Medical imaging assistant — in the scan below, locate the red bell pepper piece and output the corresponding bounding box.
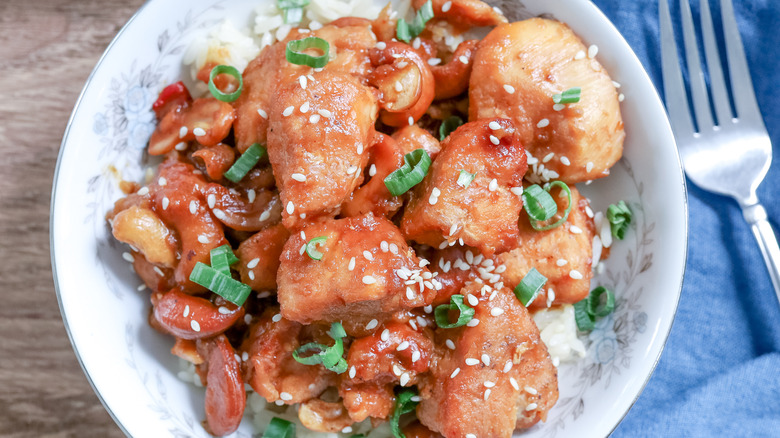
[152,81,192,120]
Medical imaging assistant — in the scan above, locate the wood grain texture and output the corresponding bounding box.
[0,0,144,436]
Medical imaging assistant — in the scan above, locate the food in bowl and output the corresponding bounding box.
[106,0,631,436]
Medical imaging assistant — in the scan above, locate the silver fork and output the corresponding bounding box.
[659,0,780,302]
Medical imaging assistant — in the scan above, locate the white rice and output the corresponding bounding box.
[532,304,587,364]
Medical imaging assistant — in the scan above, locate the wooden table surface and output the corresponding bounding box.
[0,0,145,436]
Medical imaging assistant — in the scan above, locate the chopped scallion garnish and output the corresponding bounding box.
[305,236,328,261]
[434,294,475,328]
[189,262,251,306]
[607,200,632,239]
[224,143,266,183]
[261,417,295,438]
[390,388,419,438]
[208,64,243,103]
[286,37,330,68]
[292,322,348,373]
[456,170,476,188]
[209,244,239,275]
[384,149,432,196]
[522,182,573,231]
[396,0,434,43]
[573,299,595,331]
[439,115,463,141]
[552,87,581,104]
[575,286,617,331]
[277,0,310,24]
[514,268,546,307]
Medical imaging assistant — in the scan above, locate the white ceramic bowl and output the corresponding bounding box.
[51,0,688,436]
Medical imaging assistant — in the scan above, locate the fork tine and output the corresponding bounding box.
[659,0,695,138]
[720,0,762,121]
[700,0,733,125]
[680,0,714,131]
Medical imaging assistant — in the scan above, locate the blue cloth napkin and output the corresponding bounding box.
[587,0,780,436]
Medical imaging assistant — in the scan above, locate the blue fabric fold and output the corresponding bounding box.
[588,0,780,436]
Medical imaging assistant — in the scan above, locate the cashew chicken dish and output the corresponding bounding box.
[107,0,633,436]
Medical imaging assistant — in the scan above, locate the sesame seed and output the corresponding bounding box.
[525,386,538,395]
[483,389,492,400]
[363,250,374,261]
[161,197,169,210]
[182,305,190,318]
[369,164,377,177]
[174,142,188,151]
[442,0,452,12]
[459,55,469,64]
[153,266,164,276]
[274,400,284,406]
[556,258,568,266]
[467,294,479,306]
[318,109,332,118]
[190,320,200,332]
[489,135,500,145]
[488,122,502,131]
[347,165,358,175]
[280,392,293,401]
[381,329,390,341]
[526,403,538,411]
[503,84,516,94]
[242,352,249,361]
[428,196,438,206]
[380,241,389,252]
[397,341,410,351]
[357,144,363,155]
[122,252,134,263]
[309,114,321,123]
[408,116,414,126]
[569,269,583,280]
[282,106,294,117]
[207,194,216,209]
[272,313,282,322]
[411,350,421,362]
[537,118,550,128]
[213,208,226,221]
[218,306,230,314]
[560,156,571,166]
[366,319,378,330]
[348,257,356,271]
[451,367,461,378]
[465,358,480,366]
[503,361,513,373]
[291,173,306,182]
[491,307,504,316]
[619,93,626,102]
[257,108,268,119]
[299,76,307,89]
[179,126,188,138]
[484,381,495,388]
[586,161,594,172]
[389,244,398,254]
[406,287,415,300]
[466,435,476,438]
[137,187,149,196]
[248,270,255,280]
[349,366,356,378]
[467,319,480,327]
[542,152,555,163]
[193,127,206,137]
[510,377,519,390]
[137,284,147,291]
[427,57,442,66]
[488,178,498,192]
[481,354,490,366]
[286,201,294,214]
[570,225,583,234]
[448,223,457,236]
[395,81,403,92]
[187,200,197,214]
[575,50,586,60]
[553,103,566,111]
[260,211,271,221]
[197,235,209,244]
[362,275,377,285]
[376,41,387,49]
[588,44,599,58]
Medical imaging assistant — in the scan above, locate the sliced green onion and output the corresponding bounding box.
[208,65,243,103]
[607,200,632,240]
[305,236,328,261]
[552,87,581,104]
[391,388,419,438]
[286,37,330,68]
[277,0,310,24]
[456,170,476,189]
[514,268,546,307]
[292,322,347,373]
[573,299,595,331]
[209,244,239,275]
[384,149,431,196]
[522,185,557,222]
[396,0,434,43]
[189,262,251,306]
[586,286,615,318]
[523,181,573,231]
[262,417,295,438]
[434,295,474,329]
[224,143,266,183]
[439,115,463,141]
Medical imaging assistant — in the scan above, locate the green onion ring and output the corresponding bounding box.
[574,299,595,331]
[209,244,238,275]
[286,37,330,68]
[305,236,328,261]
[586,286,615,318]
[439,115,463,141]
[552,87,581,104]
[189,262,251,306]
[261,417,295,438]
[391,388,419,438]
[384,149,432,196]
[434,295,475,328]
[208,64,243,103]
[607,200,632,240]
[513,268,547,307]
[224,143,266,183]
[524,181,573,231]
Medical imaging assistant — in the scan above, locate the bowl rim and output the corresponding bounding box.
[49,1,689,437]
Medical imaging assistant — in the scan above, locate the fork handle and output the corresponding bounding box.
[742,203,780,306]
